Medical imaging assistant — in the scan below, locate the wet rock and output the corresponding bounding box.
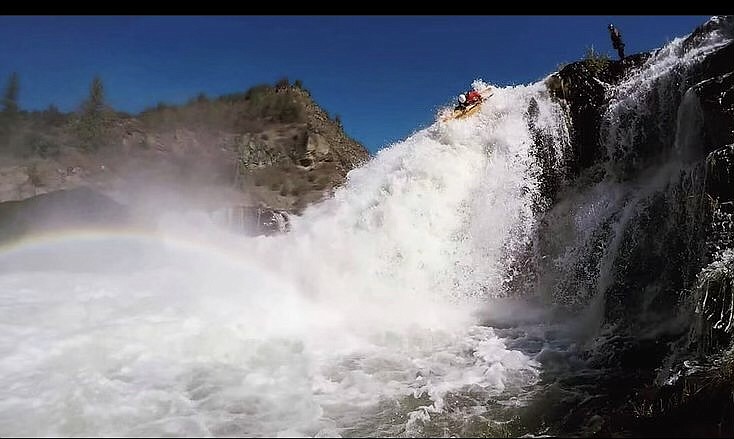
[694,47,734,154]
[210,205,290,236]
[557,53,650,174]
[706,144,734,201]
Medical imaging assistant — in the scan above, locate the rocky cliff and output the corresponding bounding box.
[527,15,734,437]
[0,81,370,236]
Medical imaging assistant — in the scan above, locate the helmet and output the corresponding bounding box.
[458,94,467,104]
[608,24,614,30]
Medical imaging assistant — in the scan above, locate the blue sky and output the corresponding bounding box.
[0,16,711,153]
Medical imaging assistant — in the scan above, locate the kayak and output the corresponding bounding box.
[439,89,494,122]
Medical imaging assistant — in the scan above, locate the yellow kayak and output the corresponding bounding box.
[454,102,483,119]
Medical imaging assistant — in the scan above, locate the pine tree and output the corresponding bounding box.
[83,75,105,116]
[2,72,19,114]
[77,75,110,151]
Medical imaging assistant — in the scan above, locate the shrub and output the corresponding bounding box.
[75,76,113,151]
[30,135,60,158]
[275,77,290,90]
[243,84,272,102]
[27,162,43,186]
[2,72,20,114]
[584,45,611,74]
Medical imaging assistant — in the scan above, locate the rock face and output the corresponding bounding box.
[525,15,734,437]
[210,205,289,236]
[0,166,33,201]
[695,42,734,153]
[546,18,734,322]
[552,53,651,173]
[0,82,371,234]
[0,186,131,244]
[231,86,370,212]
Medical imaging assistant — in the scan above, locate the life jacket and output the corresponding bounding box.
[467,91,481,104]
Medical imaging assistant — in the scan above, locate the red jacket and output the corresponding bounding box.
[466,90,482,104]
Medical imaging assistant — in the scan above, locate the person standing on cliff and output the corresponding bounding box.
[608,24,625,60]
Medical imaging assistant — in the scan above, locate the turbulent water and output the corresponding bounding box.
[0,82,567,437]
[0,17,732,438]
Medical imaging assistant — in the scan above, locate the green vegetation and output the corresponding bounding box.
[0,72,34,156]
[2,72,19,114]
[84,76,106,115]
[138,80,307,132]
[242,84,271,102]
[0,76,313,159]
[240,82,305,123]
[75,75,113,151]
[584,45,611,74]
[0,71,366,215]
[41,105,66,127]
[275,77,290,90]
[28,133,60,158]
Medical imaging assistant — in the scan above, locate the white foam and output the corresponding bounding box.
[0,80,570,437]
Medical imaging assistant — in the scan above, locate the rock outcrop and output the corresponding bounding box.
[0,186,131,244]
[528,15,734,437]
[0,81,371,237]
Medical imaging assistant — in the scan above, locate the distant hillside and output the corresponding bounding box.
[0,78,371,213]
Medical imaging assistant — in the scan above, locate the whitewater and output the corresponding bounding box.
[0,79,572,437]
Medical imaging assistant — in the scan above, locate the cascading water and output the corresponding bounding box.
[0,80,570,437]
[509,16,734,436]
[1,16,731,437]
[535,17,733,332]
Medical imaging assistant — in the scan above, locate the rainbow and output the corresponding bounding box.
[0,225,259,269]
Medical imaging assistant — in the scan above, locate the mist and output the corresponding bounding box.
[0,79,558,437]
